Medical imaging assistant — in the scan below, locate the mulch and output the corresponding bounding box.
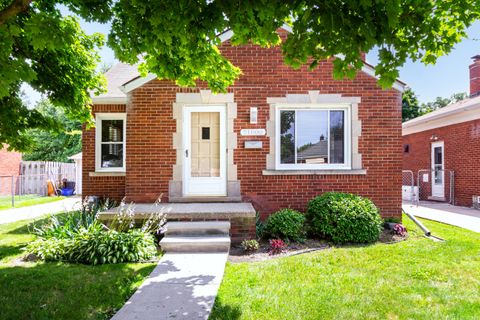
[228,228,408,263]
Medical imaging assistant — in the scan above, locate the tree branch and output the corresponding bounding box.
[0,0,32,25]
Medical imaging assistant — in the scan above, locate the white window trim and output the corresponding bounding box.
[95,113,127,172]
[275,103,352,170]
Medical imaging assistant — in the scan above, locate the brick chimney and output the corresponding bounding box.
[470,55,480,97]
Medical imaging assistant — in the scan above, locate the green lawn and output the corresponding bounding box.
[0,215,157,320]
[211,217,480,320]
[0,195,65,210]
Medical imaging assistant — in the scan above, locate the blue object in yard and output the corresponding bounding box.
[61,188,74,196]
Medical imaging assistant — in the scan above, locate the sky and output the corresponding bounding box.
[367,21,480,103]
[23,17,480,105]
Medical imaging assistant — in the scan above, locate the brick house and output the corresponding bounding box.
[84,28,405,240]
[0,146,22,195]
[403,55,480,207]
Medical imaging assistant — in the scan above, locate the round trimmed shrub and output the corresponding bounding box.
[263,208,306,242]
[306,192,383,244]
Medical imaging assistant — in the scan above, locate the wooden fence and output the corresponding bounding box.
[16,161,76,196]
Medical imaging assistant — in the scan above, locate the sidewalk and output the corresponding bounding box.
[0,197,82,224]
[403,201,480,233]
[112,253,228,320]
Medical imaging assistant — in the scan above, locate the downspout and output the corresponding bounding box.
[402,209,445,241]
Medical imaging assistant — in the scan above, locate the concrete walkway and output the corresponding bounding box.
[112,253,228,320]
[403,201,480,233]
[0,197,82,224]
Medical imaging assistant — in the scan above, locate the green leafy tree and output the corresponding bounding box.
[1,1,479,150]
[22,99,82,162]
[0,0,107,151]
[422,92,468,111]
[402,88,427,122]
[403,89,469,122]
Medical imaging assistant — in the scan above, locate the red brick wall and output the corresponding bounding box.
[82,104,126,202]
[83,32,403,219]
[125,85,178,203]
[0,146,22,195]
[403,119,480,207]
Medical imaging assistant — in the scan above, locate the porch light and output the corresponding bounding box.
[430,134,439,141]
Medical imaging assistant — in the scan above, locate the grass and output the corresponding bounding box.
[0,195,65,211]
[211,216,480,320]
[0,215,157,320]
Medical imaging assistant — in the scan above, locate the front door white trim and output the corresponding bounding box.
[183,105,227,196]
[431,141,445,199]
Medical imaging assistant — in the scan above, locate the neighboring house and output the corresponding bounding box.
[0,145,22,195]
[403,55,480,207]
[83,27,405,235]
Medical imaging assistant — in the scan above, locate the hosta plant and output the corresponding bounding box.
[27,226,157,264]
[108,197,167,235]
[241,239,260,253]
[30,196,106,239]
[27,195,167,265]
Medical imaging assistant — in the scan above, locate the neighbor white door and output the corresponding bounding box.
[183,105,227,196]
[431,141,444,198]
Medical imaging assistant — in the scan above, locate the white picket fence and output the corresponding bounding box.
[18,161,76,196]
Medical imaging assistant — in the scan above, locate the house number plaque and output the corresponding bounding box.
[240,128,266,136]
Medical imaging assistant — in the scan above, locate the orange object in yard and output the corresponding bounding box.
[47,180,56,196]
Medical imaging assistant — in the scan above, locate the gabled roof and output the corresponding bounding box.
[93,63,140,104]
[92,26,406,104]
[402,95,480,136]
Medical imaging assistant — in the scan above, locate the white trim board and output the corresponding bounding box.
[274,104,352,171]
[182,105,227,196]
[91,96,128,104]
[94,113,127,173]
[402,102,480,136]
[120,73,158,94]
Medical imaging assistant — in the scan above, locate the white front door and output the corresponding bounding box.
[183,106,227,196]
[431,141,444,198]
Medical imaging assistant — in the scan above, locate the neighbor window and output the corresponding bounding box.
[95,113,126,172]
[276,106,350,169]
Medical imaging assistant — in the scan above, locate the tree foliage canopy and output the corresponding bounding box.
[1,0,479,150]
[422,92,469,111]
[22,99,81,162]
[402,88,468,122]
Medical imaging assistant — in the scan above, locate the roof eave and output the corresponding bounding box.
[402,99,480,135]
[120,73,158,94]
[91,96,127,105]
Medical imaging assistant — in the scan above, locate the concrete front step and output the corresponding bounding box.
[97,202,255,245]
[165,221,230,236]
[98,202,256,220]
[160,235,231,253]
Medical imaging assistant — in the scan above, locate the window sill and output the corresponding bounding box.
[262,169,367,176]
[89,171,126,177]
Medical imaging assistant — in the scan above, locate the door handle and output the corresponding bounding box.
[185,149,188,158]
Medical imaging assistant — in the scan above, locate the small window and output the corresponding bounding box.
[95,113,126,172]
[404,144,410,153]
[277,106,350,169]
[202,127,210,140]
